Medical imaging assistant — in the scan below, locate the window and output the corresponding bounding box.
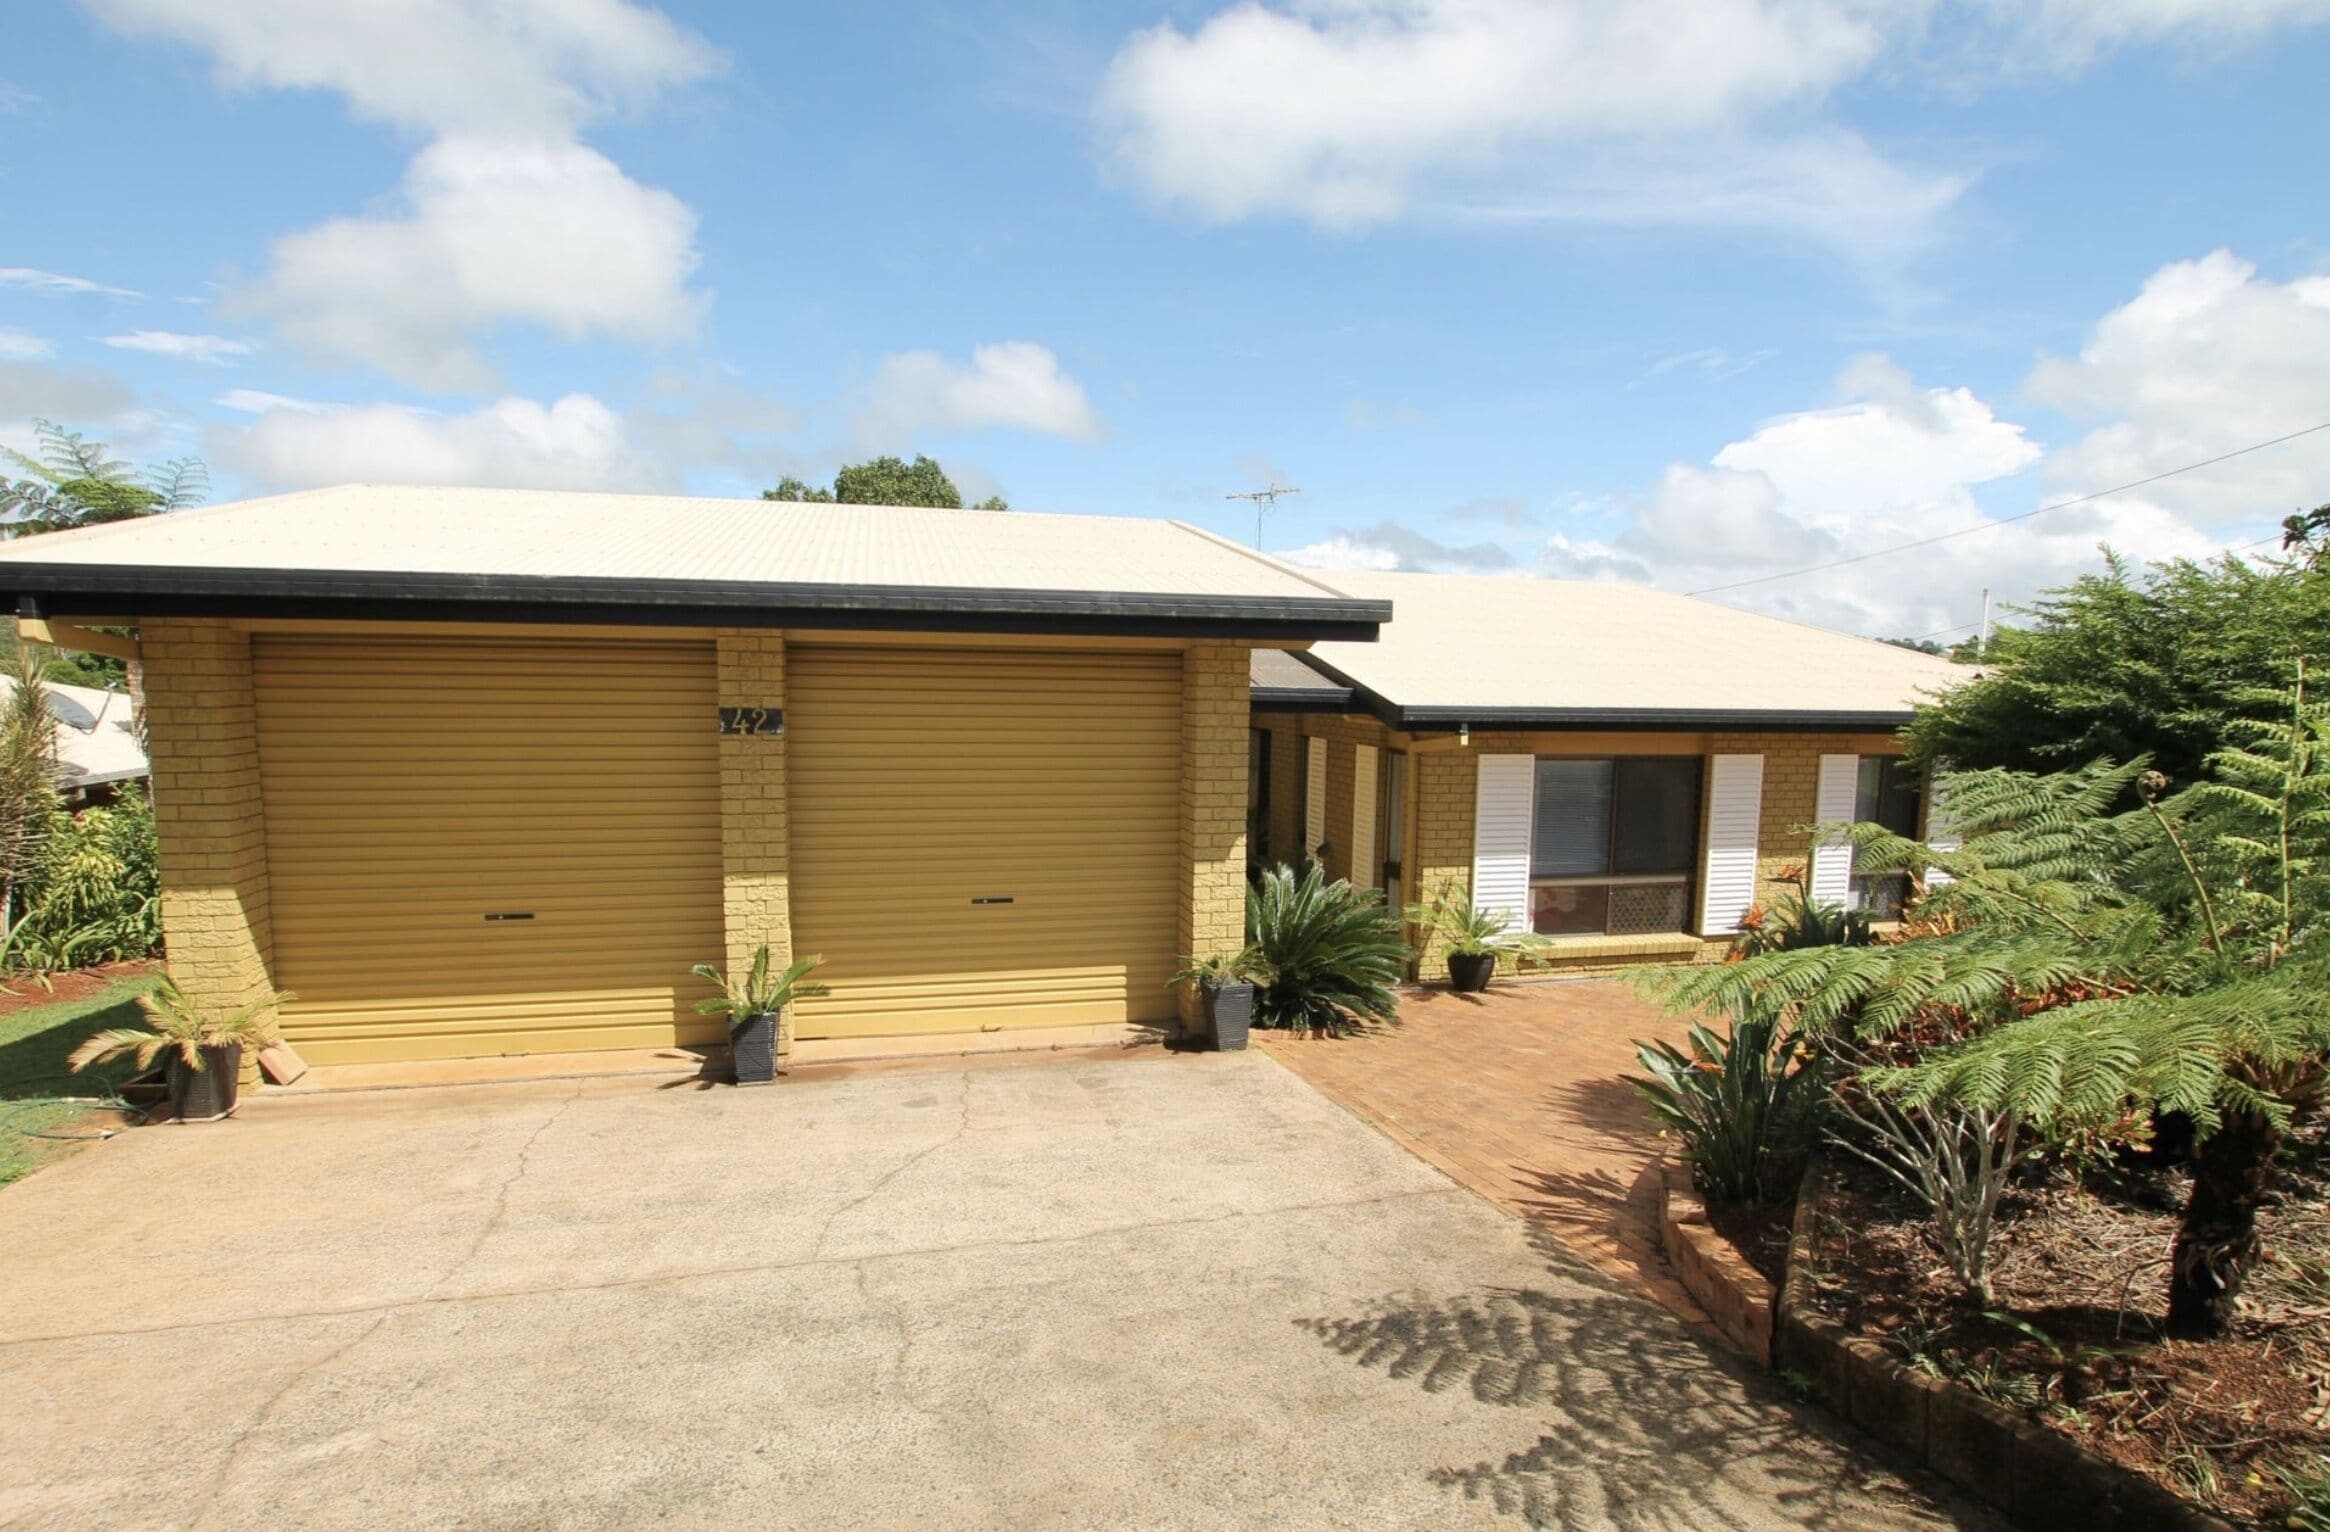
[1528,757,1703,936]
[1850,756,1922,918]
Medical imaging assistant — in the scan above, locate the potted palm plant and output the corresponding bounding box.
[67,977,290,1122]
[1404,878,1547,993]
[1170,949,1269,1051]
[691,945,826,1085]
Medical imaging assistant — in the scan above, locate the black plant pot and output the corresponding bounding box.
[731,1011,778,1085]
[1203,981,1255,1051]
[169,1043,242,1122]
[1446,952,1498,993]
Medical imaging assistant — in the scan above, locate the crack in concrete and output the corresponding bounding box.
[183,1084,583,1527]
[808,1069,973,1262]
[4,1182,1471,1350]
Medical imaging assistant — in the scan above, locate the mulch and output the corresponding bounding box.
[1703,1196,1794,1286]
[0,960,161,1020]
[1793,1119,2329,1527]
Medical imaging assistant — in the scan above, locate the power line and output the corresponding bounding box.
[1687,419,2330,597]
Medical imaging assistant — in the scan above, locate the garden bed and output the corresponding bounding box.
[1795,1120,2328,1527]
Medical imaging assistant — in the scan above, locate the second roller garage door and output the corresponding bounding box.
[786,645,1182,1040]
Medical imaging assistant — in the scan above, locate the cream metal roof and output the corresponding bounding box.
[1295,571,1972,726]
[1249,646,1351,701]
[0,485,1384,638]
[1,678,148,790]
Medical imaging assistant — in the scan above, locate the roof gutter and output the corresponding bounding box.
[8,565,1391,642]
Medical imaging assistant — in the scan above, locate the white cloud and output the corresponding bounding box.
[215,387,320,414]
[0,267,140,299]
[246,137,704,390]
[85,0,716,390]
[1096,0,2327,247]
[1535,353,2232,636]
[101,330,255,364]
[858,342,1103,444]
[1991,0,2330,67]
[215,393,673,493]
[0,359,139,424]
[80,0,720,139]
[0,328,53,360]
[1099,0,1897,231]
[2027,250,2330,527]
[1277,519,1519,574]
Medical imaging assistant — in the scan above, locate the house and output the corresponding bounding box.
[0,485,1385,1068]
[1,675,149,803]
[1246,571,1969,975]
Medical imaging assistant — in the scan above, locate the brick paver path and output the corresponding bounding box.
[1258,977,1709,1327]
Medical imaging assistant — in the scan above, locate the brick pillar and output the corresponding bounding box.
[715,632,795,1060]
[140,621,276,1070]
[1410,747,1478,976]
[1178,644,1250,1033]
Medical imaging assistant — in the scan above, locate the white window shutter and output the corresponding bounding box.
[1472,754,1533,932]
[1698,754,1764,935]
[1304,737,1328,860]
[1808,754,1861,907]
[1351,744,1379,888]
[1923,772,1960,887]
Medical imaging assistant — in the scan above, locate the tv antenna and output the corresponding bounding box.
[1225,485,1301,549]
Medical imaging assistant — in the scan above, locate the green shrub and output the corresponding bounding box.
[1631,1013,1826,1204]
[5,786,161,973]
[1245,863,1405,1036]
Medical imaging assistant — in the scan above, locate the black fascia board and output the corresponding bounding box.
[9,564,1390,642]
[1288,651,1909,733]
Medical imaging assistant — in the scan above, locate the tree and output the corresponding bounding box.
[763,455,1006,510]
[1641,689,2330,1334]
[2,419,208,537]
[2284,502,2329,568]
[1905,551,2330,791]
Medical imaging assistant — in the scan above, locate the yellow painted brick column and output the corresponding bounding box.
[140,621,277,1067]
[1410,747,1478,977]
[1178,644,1250,1033]
[715,631,795,1061]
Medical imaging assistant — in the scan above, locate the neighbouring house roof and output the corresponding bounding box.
[1249,647,1353,711]
[0,486,1389,641]
[1,677,147,792]
[1284,571,1972,730]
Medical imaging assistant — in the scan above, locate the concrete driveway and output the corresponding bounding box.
[0,1050,1980,1531]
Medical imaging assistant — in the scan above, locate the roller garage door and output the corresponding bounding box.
[252,635,724,1064]
[787,645,1182,1039]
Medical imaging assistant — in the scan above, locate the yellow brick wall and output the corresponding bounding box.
[1179,644,1250,1031]
[1410,748,1478,976]
[1709,732,1903,918]
[1406,730,1907,976]
[715,631,795,1059]
[1257,715,1304,869]
[140,620,278,1068]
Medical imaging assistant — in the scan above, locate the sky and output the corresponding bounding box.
[4,0,2328,641]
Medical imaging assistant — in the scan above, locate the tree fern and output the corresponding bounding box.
[1638,672,2330,1330]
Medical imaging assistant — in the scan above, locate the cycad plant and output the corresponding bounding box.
[691,945,827,1023]
[1640,670,2330,1332]
[1246,863,1406,1036]
[68,976,288,1076]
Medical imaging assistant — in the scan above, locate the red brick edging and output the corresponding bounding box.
[1655,1161,1777,1362]
[1774,1157,2234,1532]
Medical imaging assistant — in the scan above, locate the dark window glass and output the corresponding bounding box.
[1612,757,1702,874]
[1531,759,1612,877]
[1531,883,1609,936]
[1855,756,1921,837]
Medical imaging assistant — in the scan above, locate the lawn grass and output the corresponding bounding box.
[0,973,160,1187]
